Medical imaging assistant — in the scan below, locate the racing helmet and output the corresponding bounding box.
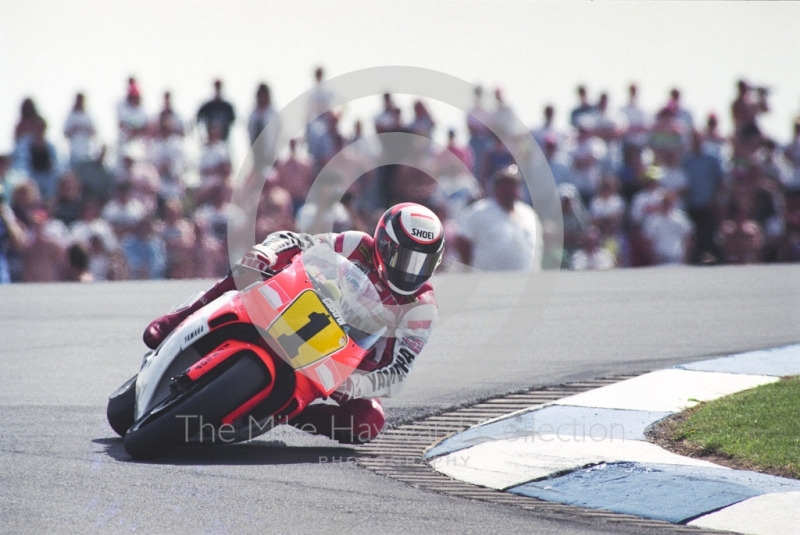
[373,203,445,295]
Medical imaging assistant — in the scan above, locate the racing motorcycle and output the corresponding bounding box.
[107,244,388,460]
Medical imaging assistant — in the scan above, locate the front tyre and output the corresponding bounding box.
[123,353,269,460]
[107,375,137,437]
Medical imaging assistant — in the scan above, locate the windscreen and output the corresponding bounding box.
[302,245,389,351]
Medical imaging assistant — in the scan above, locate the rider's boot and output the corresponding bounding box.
[142,274,237,349]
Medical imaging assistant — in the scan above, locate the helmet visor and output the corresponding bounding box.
[383,241,441,293]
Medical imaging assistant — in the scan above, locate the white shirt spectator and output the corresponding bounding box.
[148,135,186,199]
[569,136,606,198]
[660,167,688,194]
[643,208,693,264]
[571,248,615,270]
[459,198,542,271]
[117,101,148,142]
[307,85,335,122]
[630,187,665,226]
[590,194,626,220]
[198,140,230,185]
[63,109,96,163]
[102,197,147,233]
[70,218,119,252]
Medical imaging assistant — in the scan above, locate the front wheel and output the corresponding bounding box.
[107,375,137,437]
[123,353,269,460]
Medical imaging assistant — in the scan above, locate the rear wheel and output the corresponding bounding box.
[123,353,269,460]
[107,375,137,437]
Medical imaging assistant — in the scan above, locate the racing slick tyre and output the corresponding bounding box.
[107,375,137,437]
[123,353,269,460]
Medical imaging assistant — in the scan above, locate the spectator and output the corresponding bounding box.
[432,130,480,221]
[558,183,590,263]
[731,80,769,136]
[101,181,147,237]
[720,200,764,264]
[15,98,42,142]
[159,199,195,279]
[571,226,615,270]
[649,106,685,164]
[490,88,516,140]
[456,165,542,271]
[117,143,160,215]
[121,218,166,280]
[593,93,621,144]
[52,172,83,226]
[726,166,784,262]
[782,119,800,192]
[642,191,693,265]
[19,207,68,282]
[307,66,335,123]
[541,134,572,187]
[307,110,339,168]
[70,198,119,254]
[683,131,724,263]
[275,138,314,214]
[197,79,236,141]
[531,105,559,148]
[568,124,605,204]
[12,118,62,203]
[84,233,123,281]
[629,166,667,265]
[155,91,185,137]
[197,122,231,187]
[116,78,149,145]
[194,181,231,245]
[570,85,595,128]
[630,166,666,227]
[391,163,438,207]
[10,179,42,229]
[71,144,114,204]
[373,93,403,207]
[467,85,492,179]
[296,170,351,234]
[255,169,295,243]
[590,175,626,232]
[191,219,227,278]
[666,88,694,145]
[65,242,93,282]
[408,100,435,140]
[660,149,689,198]
[731,122,763,163]
[616,142,645,203]
[147,114,186,200]
[0,156,25,283]
[248,82,280,175]
[63,93,96,165]
[437,128,473,173]
[619,83,649,147]
[591,176,631,268]
[593,92,621,172]
[480,134,515,190]
[701,113,727,162]
[374,93,401,136]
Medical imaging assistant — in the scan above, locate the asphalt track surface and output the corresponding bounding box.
[2,264,799,534]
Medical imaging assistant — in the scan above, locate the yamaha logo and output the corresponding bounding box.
[412,228,434,241]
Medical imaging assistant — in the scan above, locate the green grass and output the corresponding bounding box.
[670,376,800,479]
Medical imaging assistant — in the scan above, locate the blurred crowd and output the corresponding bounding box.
[2,67,800,284]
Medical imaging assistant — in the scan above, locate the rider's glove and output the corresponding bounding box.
[331,376,360,404]
[237,244,278,276]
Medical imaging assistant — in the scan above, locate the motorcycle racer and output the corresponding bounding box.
[142,202,444,444]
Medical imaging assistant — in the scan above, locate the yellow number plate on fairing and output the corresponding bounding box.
[267,290,347,369]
